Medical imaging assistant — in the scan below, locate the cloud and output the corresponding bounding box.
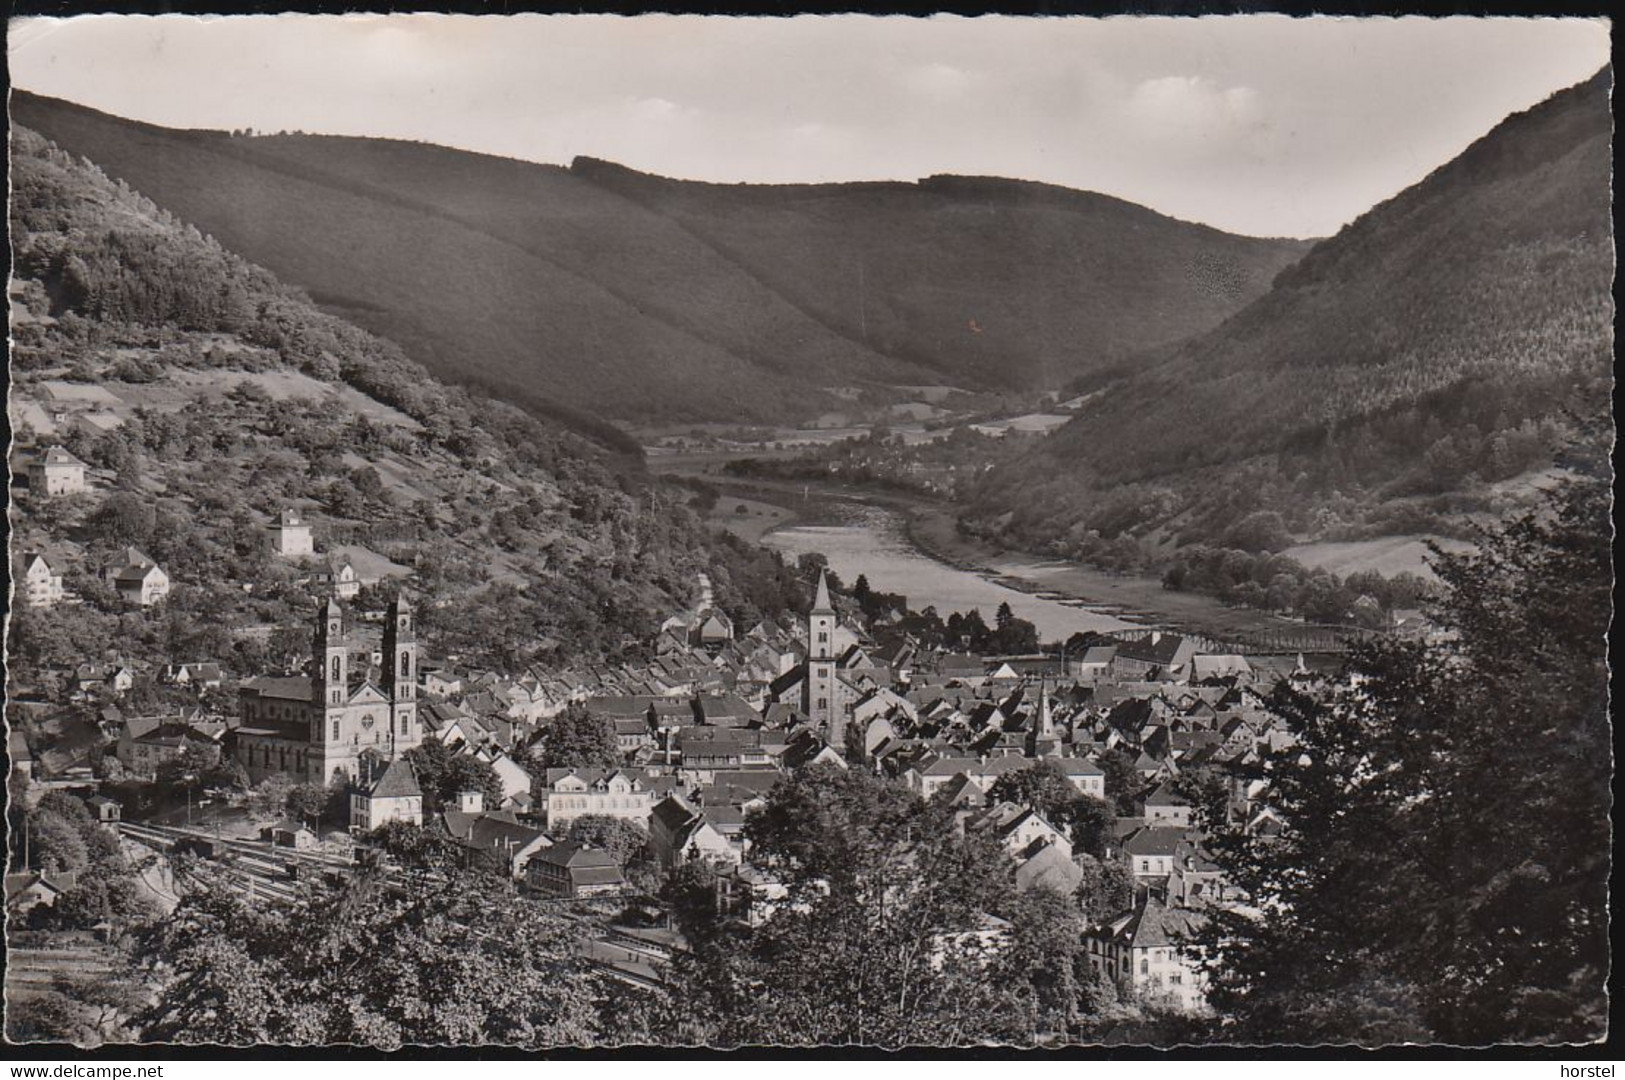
[899,61,979,100]
[628,96,682,120]
[1125,74,1265,142]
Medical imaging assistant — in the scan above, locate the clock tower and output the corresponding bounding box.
[805,569,839,741]
[383,594,420,754]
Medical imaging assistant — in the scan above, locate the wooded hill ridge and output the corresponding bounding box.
[10,89,1310,428]
[962,68,1614,562]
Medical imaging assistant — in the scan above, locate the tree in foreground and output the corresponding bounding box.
[1201,474,1611,1044]
[655,765,1107,1046]
[135,860,600,1048]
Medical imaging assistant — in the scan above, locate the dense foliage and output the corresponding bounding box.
[536,704,621,771]
[651,766,1112,1046]
[11,792,156,934]
[134,863,599,1048]
[1199,472,1611,1043]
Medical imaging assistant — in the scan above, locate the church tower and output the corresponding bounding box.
[383,594,420,754]
[311,597,351,782]
[805,569,839,739]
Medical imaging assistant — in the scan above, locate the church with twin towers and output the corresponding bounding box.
[235,594,422,786]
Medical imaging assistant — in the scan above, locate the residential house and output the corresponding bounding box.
[677,727,771,770]
[692,609,735,651]
[649,794,740,869]
[542,768,655,831]
[117,716,220,778]
[75,663,135,699]
[270,508,315,557]
[1143,782,1194,828]
[349,757,423,832]
[473,748,534,810]
[440,802,552,879]
[1190,654,1253,682]
[1114,633,1199,681]
[324,557,360,600]
[5,870,79,913]
[107,548,170,607]
[1071,645,1118,683]
[714,863,792,927]
[526,842,626,899]
[27,446,87,497]
[1122,826,1188,880]
[18,551,64,608]
[163,662,223,689]
[1086,894,1210,1013]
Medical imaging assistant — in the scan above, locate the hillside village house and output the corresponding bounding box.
[270,508,315,557]
[27,446,87,497]
[163,662,224,689]
[323,557,361,600]
[349,757,423,832]
[76,663,136,698]
[106,547,170,607]
[18,551,64,608]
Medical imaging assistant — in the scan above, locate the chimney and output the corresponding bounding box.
[1150,631,1162,646]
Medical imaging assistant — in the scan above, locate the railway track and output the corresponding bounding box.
[119,821,356,906]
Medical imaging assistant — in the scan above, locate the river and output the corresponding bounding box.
[762,503,1137,642]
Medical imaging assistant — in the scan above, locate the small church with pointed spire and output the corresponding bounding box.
[236,594,423,785]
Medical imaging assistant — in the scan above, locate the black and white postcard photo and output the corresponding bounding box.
[3,10,1613,1059]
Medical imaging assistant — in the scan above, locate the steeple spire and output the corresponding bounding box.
[812,568,834,614]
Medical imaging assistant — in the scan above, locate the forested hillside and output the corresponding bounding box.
[10,90,1309,426]
[6,124,803,692]
[963,69,1613,567]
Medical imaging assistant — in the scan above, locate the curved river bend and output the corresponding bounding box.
[763,503,1135,642]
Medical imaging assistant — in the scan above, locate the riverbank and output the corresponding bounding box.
[677,463,1300,641]
[899,506,1298,640]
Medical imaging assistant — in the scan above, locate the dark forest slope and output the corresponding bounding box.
[11,90,1309,426]
[964,69,1613,563]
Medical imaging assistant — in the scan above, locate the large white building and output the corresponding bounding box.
[541,767,656,830]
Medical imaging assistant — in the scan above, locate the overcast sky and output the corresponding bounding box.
[8,14,1610,238]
